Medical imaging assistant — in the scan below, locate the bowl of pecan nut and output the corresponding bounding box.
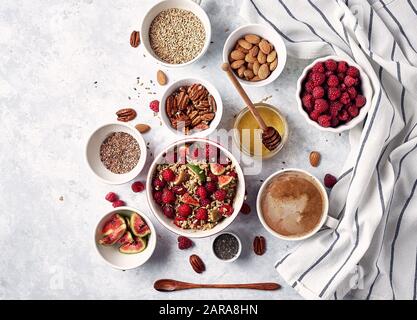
[160,78,223,137]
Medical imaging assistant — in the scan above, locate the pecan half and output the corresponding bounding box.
[194,123,209,130]
[130,31,140,48]
[171,114,191,128]
[208,94,217,112]
[253,236,266,255]
[166,95,177,117]
[188,84,208,102]
[195,100,210,110]
[189,254,205,273]
[116,108,136,122]
[176,91,189,111]
[200,112,215,122]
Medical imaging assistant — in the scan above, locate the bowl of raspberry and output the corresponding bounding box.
[296,55,372,133]
[146,138,245,238]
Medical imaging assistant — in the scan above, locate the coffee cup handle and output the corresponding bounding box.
[324,215,339,229]
[191,0,202,5]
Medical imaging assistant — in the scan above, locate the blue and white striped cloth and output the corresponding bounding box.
[240,0,417,299]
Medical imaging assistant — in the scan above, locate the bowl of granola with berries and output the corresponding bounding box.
[296,55,372,133]
[146,138,245,238]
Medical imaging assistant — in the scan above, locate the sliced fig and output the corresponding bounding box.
[210,163,225,176]
[130,212,146,236]
[218,175,234,188]
[99,223,126,246]
[136,224,151,238]
[118,231,134,245]
[119,237,146,254]
[181,193,199,206]
[101,214,125,237]
[174,170,188,185]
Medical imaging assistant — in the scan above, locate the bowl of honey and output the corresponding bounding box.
[232,103,288,159]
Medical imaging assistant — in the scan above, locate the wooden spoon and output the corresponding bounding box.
[221,62,281,151]
[154,279,280,292]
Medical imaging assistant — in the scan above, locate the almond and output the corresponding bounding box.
[259,39,272,54]
[244,69,254,80]
[253,61,260,76]
[267,50,277,63]
[244,34,261,44]
[258,63,270,80]
[251,75,260,82]
[230,50,245,61]
[237,65,246,78]
[135,123,151,134]
[269,58,278,71]
[235,45,249,54]
[257,50,267,64]
[238,38,252,50]
[309,151,321,167]
[245,53,257,63]
[156,70,167,86]
[189,254,205,273]
[247,62,253,70]
[249,45,259,57]
[231,59,245,69]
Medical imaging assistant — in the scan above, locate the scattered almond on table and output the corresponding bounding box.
[135,123,151,134]
[156,70,167,86]
[309,151,321,167]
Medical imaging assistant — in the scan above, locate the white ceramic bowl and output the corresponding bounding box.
[211,231,242,262]
[85,122,147,185]
[296,55,373,133]
[222,24,287,87]
[146,138,245,238]
[140,0,211,68]
[94,207,157,270]
[160,77,223,138]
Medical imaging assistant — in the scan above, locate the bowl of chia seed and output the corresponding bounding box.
[212,232,242,262]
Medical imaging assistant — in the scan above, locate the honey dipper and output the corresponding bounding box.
[221,63,281,151]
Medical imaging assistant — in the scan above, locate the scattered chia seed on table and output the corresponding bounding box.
[100,132,140,174]
[213,233,239,260]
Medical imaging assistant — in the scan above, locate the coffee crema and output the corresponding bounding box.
[261,172,324,237]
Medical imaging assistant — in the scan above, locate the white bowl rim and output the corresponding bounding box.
[85,122,147,185]
[295,55,373,133]
[146,137,245,238]
[159,77,223,138]
[256,168,329,241]
[94,206,157,270]
[211,231,242,262]
[222,23,287,87]
[140,0,212,68]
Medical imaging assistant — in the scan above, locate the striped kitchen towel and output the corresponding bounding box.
[240,0,417,299]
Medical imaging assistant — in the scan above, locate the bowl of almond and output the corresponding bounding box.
[223,24,287,87]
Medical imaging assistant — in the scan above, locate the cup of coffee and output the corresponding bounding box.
[256,169,338,241]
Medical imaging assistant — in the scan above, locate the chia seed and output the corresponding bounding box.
[213,233,240,260]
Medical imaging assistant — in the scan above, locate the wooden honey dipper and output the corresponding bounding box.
[221,63,281,151]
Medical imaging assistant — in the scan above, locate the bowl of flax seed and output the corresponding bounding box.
[140,0,211,68]
[86,122,147,185]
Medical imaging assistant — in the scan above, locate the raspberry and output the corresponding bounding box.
[161,189,175,204]
[327,74,339,87]
[149,100,159,113]
[348,105,359,117]
[340,83,347,91]
[200,198,211,207]
[153,191,162,204]
[162,205,175,219]
[177,204,192,217]
[325,59,337,71]
[312,62,325,73]
[131,181,145,193]
[240,202,251,215]
[312,86,324,99]
[346,66,359,77]
[178,236,193,250]
[208,173,218,183]
[195,208,208,221]
[318,115,332,127]
[174,216,186,227]
[196,186,208,199]
[309,110,321,121]
[355,95,366,107]
[302,94,314,109]
[152,178,165,190]
[331,117,340,127]
[219,204,234,216]
[337,72,345,82]
[328,87,341,101]
[161,168,176,182]
[205,181,217,193]
[112,200,125,208]
[205,144,217,161]
[330,101,343,116]
[337,61,348,73]
[304,80,315,93]
[228,171,238,178]
[324,174,338,188]
[344,75,357,87]
[325,70,334,77]
[347,87,357,98]
[340,92,351,105]
[214,189,227,201]
[338,109,350,122]
[105,192,118,202]
[314,98,329,114]
[172,185,187,195]
[311,72,326,86]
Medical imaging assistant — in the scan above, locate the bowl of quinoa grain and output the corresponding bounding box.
[140,0,211,67]
[86,123,147,185]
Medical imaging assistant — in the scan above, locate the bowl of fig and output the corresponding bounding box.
[95,207,156,270]
[296,55,372,133]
